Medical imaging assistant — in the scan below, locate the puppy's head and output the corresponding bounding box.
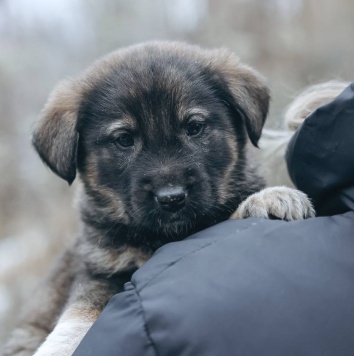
[33,42,269,241]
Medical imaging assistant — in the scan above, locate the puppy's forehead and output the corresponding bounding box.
[89,51,219,135]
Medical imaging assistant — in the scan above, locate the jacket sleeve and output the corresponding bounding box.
[72,283,157,356]
[286,82,354,216]
[74,214,354,356]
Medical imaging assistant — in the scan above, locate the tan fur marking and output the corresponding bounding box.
[82,155,129,224]
[79,242,152,276]
[218,133,238,204]
[179,107,209,121]
[105,117,137,135]
[61,307,100,323]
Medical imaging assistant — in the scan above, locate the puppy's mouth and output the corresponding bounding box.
[129,181,219,240]
[129,201,197,238]
[134,200,219,241]
[152,206,194,230]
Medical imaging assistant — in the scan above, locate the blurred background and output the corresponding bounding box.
[0,0,353,345]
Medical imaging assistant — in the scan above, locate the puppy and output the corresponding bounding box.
[4,42,313,356]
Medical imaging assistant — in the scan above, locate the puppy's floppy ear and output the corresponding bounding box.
[212,51,270,146]
[32,79,82,184]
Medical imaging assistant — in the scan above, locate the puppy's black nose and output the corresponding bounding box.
[155,186,186,212]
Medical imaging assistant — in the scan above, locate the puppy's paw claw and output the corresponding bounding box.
[230,186,315,221]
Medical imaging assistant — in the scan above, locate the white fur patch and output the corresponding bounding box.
[33,318,93,356]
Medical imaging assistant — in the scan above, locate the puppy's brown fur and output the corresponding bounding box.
[5,41,272,356]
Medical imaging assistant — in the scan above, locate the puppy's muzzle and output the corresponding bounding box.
[155,186,186,212]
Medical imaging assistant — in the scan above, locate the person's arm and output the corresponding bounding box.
[74,214,354,356]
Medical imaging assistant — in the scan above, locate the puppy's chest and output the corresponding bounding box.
[78,238,153,277]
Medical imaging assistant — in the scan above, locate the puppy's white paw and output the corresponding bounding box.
[231,186,315,221]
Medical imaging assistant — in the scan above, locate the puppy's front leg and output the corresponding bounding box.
[33,275,127,356]
[32,305,96,356]
[4,249,75,356]
[231,186,315,220]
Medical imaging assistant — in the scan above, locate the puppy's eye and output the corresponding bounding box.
[116,133,134,147]
[186,121,205,137]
